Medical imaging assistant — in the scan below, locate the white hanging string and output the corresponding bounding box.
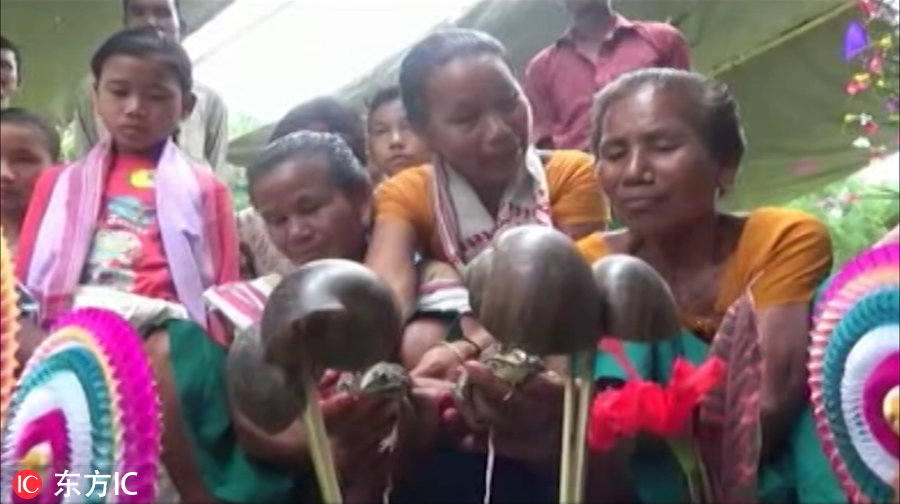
[483,428,497,504]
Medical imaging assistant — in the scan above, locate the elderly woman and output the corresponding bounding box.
[574,68,843,502]
[421,68,847,503]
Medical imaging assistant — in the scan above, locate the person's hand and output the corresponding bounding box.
[316,369,341,398]
[390,376,460,488]
[445,361,565,464]
[315,370,400,496]
[410,341,476,380]
[404,377,456,450]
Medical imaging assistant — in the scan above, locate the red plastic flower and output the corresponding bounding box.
[588,380,644,451]
[588,339,726,450]
[646,357,726,437]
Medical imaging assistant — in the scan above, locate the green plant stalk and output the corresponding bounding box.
[559,374,576,503]
[571,350,595,503]
[668,435,705,504]
[301,359,343,504]
[697,441,713,502]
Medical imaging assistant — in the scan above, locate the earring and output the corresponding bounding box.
[714,187,729,212]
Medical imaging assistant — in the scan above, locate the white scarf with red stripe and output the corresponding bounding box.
[431,148,552,269]
[203,274,282,332]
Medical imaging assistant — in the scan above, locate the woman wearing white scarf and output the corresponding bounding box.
[367,29,608,380]
[365,31,609,494]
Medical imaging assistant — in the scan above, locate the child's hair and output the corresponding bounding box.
[366,86,401,128]
[0,107,61,162]
[90,25,192,95]
[0,34,22,83]
[399,28,509,127]
[248,130,368,196]
[270,97,367,166]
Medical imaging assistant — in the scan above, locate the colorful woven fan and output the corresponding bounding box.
[810,243,900,504]
[0,308,160,503]
[1,230,20,431]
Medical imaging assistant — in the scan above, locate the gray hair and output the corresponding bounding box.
[591,68,746,168]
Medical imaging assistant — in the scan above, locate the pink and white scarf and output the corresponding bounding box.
[431,148,552,270]
[21,140,225,327]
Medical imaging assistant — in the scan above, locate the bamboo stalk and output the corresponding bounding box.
[572,350,595,503]
[300,352,343,504]
[559,373,577,503]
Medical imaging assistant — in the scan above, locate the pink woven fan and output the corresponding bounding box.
[0,231,20,430]
[1,308,161,503]
[809,243,899,503]
[816,244,899,318]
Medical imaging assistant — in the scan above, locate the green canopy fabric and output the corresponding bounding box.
[0,0,230,122]
[228,0,892,209]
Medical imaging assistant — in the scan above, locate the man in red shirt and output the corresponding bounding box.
[525,0,691,150]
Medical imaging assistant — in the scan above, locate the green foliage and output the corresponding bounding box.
[224,110,259,212]
[223,164,250,211]
[59,125,77,162]
[785,177,899,267]
[228,110,264,141]
[843,0,900,156]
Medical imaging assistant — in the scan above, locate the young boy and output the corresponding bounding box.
[16,26,238,332]
[0,108,59,254]
[0,34,21,109]
[366,87,431,184]
[71,0,229,173]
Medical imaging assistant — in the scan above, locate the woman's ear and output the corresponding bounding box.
[181,91,197,120]
[716,161,739,197]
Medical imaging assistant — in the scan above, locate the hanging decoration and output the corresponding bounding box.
[810,243,900,503]
[843,0,900,159]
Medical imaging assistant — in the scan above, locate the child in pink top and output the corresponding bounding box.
[16,26,238,333]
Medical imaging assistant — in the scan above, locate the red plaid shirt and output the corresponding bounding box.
[525,14,691,151]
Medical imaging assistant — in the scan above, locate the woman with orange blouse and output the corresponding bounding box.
[366,29,608,377]
[362,28,608,502]
[576,68,842,502]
